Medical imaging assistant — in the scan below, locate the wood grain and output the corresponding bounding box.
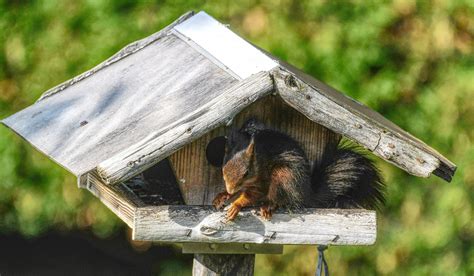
[98,71,274,185]
[231,95,341,166]
[133,206,376,245]
[86,172,140,228]
[273,68,456,182]
[193,254,255,276]
[170,95,340,206]
[2,34,237,178]
[169,127,227,205]
[37,11,195,101]
[182,243,283,254]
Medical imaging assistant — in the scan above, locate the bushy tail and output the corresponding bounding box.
[310,144,385,210]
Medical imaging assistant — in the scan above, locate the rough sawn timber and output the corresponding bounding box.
[273,67,456,182]
[133,206,376,245]
[97,71,274,185]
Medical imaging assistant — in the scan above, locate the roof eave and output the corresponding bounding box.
[272,66,456,182]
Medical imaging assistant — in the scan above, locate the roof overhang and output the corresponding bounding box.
[2,11,456,184]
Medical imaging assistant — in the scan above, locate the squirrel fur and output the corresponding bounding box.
[212,118,385,220]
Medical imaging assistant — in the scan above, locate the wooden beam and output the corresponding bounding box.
[273,68,456,182]
[97,71,274,185]
[193,254,254,276]
[182,243,283,254]
[85,173,141,228]
[133,206,376,245]
[36,11,195,102]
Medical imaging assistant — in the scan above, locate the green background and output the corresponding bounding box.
[1,0,473,275]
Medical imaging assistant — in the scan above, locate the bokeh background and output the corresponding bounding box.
[1,0,473,275]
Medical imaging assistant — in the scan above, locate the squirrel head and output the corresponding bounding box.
[222,129,255,194]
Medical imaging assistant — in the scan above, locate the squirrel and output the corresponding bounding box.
[212,118,385,220]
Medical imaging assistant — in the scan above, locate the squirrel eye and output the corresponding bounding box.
[243,171,249,177]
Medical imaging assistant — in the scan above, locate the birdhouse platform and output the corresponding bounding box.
[85,168,376,249]
[2,10,455,259]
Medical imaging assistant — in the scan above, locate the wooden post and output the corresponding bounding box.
[188,183,256,276]
[193,254,254,276]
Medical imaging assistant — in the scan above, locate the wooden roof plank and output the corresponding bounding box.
[36,11,195,102]
[273,67,456,181]
[2,33,237,177]
[96,71,274,185]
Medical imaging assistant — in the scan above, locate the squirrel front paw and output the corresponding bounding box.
[212,191,231,210]
[259,204,277,220]
[226,203,242,221]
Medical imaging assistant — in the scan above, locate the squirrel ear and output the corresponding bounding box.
[245,139,255,157]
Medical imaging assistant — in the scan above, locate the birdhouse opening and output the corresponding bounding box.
[206,136,226,167]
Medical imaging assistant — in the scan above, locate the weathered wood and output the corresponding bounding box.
[86,173,140,228]
[172,126,258,274]
[173,11,277,80]
[182,243,283,254]
[273,67,456,181]
[98,71,274,185]
[3,10,455,189]
[232,95,341,165]
[85,160,186,227]
[2,33,237,178]
[133,206,376,245]
[170,95,340,206]
[193,254,255,276]
[169,127,227,205]
[37,11,195,101]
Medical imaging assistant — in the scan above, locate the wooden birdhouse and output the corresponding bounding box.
[2,11,456,274]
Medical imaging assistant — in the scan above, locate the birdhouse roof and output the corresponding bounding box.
[2,11,456,186]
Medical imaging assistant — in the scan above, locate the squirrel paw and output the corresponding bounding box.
[213,192,231,210]
[259,205,274,220]
[226,204,241,221]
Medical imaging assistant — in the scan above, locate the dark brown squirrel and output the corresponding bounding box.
[212,118,385,220]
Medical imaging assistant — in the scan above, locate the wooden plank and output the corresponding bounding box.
[169,127,227,205]
[193,254,254,276]
[169,96,341,206]
[273,68,456,182]
[231,95,341,166]
[173,11,277,80]
[2,33,237,178]
[85,173,140,228]
[97,71,274,185]
[133,206,376,245]
[182,243,283,254]
[36,11,195,101]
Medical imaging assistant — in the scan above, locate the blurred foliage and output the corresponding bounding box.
[0,0,473,275]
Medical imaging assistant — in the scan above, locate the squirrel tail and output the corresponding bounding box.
[310,143,385,210]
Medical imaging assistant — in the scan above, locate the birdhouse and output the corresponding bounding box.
[2,11,455,259]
